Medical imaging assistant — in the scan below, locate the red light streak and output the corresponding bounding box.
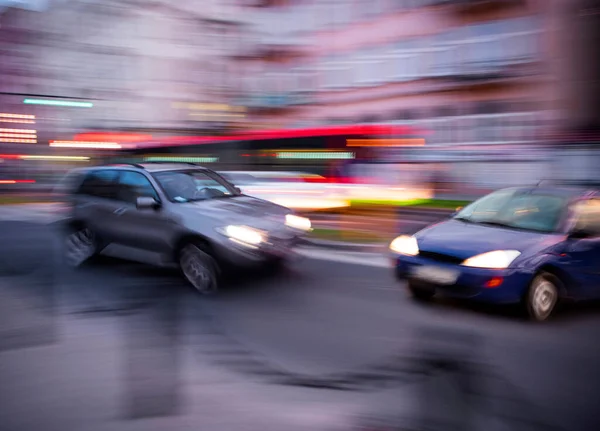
[74,133,153,143]
[133,124,425,149]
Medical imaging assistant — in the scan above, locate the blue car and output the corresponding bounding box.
[390,185,600,321]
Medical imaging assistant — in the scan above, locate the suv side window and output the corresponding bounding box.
[78,170,119,199]
[116,171,159,204]
[573,198,600,237]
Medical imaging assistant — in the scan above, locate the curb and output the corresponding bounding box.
[300,238,387,253]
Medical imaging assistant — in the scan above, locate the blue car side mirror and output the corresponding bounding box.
[569,228,593,240]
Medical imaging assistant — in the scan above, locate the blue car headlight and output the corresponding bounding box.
[389,235,419,256]
[461,250,521,269]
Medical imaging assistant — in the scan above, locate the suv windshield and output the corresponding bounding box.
[454,189,566,233]
[153,170,239,203]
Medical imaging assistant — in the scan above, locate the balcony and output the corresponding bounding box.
[230,32,308,59]
[429,0,523,12]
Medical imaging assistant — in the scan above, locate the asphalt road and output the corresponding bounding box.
[1,220,600,431]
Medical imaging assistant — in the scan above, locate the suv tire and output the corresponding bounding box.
[179,243,219,294]
[64,225,100,267]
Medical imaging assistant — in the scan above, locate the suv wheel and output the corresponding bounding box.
[65,226,98,267]
[179,244,218,294]
[526,272,560,322]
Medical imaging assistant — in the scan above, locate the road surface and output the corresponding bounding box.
[0,215,599,431]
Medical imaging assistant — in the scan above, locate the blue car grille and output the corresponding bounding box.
[411,279,479,298]
[418,251,463,265]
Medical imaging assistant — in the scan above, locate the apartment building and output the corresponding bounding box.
[0,0,245,140]
[237,0,569,151]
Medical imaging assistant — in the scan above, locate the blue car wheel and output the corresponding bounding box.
[526,272,561,322]
[407,281,436,302]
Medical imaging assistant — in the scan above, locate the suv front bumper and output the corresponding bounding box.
[215,235,301,268]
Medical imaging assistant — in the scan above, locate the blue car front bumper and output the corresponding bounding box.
[393,254,532,304]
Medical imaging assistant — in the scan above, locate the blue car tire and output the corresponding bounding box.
[526,272,561,322]
[407,281,436,302]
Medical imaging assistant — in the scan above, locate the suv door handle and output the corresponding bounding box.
[113,207,127,216]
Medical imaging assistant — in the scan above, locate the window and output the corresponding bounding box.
[117,171,159,204]
[322,56,353,89]
[331,0,353,27]
[573,199,600,237]
[394,39,426,82]
[78,170,119,199]
[354,49,381,85]
[153,170,238,203]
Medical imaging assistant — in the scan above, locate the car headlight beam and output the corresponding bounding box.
[219,225,264,246]
[389,235,419,256]
[285,214,312,231]
[461,250,521,269]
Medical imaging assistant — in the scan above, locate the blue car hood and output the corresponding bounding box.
[415,219,564,260]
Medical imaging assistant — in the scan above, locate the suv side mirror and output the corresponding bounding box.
[234,186,241,194]
[136,196,160,210]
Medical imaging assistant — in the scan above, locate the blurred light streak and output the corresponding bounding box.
[244,188,323,195]
[189,112,246,118]
[0,128,36,134]
[74,133,152,143]
[0,119,36,124]
[0,113,35,119]
[0,179,36,184]
[20,155,89,161]
[346,138,426,147]
[276,151,354,159]
[143,156,218,163]
[0,113,35,124]
[268,197,350,210]
[0,138,37,143]
[49,141,121,149]
[0,134,37,140]
[24,99,93,108]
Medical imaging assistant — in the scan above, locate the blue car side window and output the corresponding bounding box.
[573,199,600,237]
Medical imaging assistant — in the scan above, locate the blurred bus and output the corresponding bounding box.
[93,124,430,206]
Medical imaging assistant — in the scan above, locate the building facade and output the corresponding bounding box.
[0,0,246,140]
[234,0,597,186]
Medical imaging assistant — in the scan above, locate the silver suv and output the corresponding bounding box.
[60,162,312,293]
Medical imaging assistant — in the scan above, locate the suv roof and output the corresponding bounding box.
[82,162,210,174]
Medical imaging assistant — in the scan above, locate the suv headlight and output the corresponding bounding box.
[461,250,521,269]
[218,225,264,246]
[285,214,312,231]
[390,235,419,256]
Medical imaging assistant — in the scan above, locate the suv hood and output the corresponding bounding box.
[180,195,291,229]
[415,219,563,260]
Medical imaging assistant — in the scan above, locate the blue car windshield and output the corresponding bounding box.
[454,190,566,233]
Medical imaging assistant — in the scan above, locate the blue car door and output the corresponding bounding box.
[562,198,600,300]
